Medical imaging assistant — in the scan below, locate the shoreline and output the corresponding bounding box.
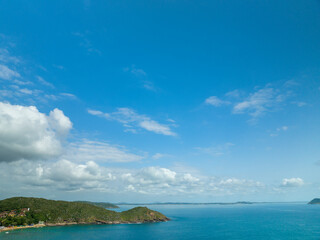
[0,224,45,233]
[0,219,169,233]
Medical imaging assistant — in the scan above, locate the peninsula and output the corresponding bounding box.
[0,197,169,232]
[308,198,320,204]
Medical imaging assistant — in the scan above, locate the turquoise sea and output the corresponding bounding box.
[1,203,320,240]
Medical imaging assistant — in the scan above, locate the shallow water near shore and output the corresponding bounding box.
[1,203,320,240]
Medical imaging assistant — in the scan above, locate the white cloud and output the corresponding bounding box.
[124,65,157,91]
[206,83,307,121]
[72,32,101,55]
[0,159,264,196]
[139,120,174,136]
[60,93,77,99]
[48,108,73,137]
[19,88,33,94]
[37,76,54,88]
[53,64,64,70]
[0,48,20,64]
[87,109,103,116]
[13,79,32,85]
[0,102,72,162]
[292,101,307,107]
[152,153,167,160]
[0,64,20,80]
[270,126,288,137]
[0,159,115,191]
[205,96,230,107]
[47,160,115,191]
[88,107,177,136]
[65,139,144,163]
[284,80,299,87]
[225,90,241,98]
[280,126,288,131]
[233,87,285,117]
[281,178,304,187]
[124,65,147,77]
[0,48,76,105]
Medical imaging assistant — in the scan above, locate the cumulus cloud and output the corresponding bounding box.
[47,160,115,191]
[0,102,72,162]
[281,178,304,187]
[0,159,264,196]
[0,159,115,191]
[88,107,177,136]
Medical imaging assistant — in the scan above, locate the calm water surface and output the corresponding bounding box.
[1,203,320,240]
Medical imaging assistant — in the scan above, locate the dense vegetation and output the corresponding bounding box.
[0,197,168,227]
[308,198,320,204]
[74,201,119,209]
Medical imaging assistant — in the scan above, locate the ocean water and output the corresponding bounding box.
[1,203,320,240]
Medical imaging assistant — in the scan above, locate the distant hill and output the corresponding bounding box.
[74,201,119,209]
[308,198,320,204]
[0,197,169,227]
[117,201,253,205]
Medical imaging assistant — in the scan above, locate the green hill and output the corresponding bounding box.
[308,198,320,204]
[0,197,169,227]
[74,201,119,209]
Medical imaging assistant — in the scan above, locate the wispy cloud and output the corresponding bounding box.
[204,83,303,120]
[36,76,54,88]
[124,65,157,91]
[88,107,177,136]
[0,42,77,105]
[60,93,77,99]
[270,126,289,137]
[233,87,286,117]
[65,139,144,163]
[0,64,20,80]
[0,48,20,64]
[292,101,307,107]
[72,32,101,55]
[195,143,234,157]
[52,64,64,70]
[152,153,171,160]
[205,96,230,107]
[225,89,241,98]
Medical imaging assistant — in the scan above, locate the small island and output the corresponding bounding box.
[0,197,169,232]
[308,198,320,204]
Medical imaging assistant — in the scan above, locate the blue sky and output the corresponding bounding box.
[0,0,319,202]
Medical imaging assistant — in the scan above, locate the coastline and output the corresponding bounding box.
[0,223,45,233]
[0,219,169,233]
